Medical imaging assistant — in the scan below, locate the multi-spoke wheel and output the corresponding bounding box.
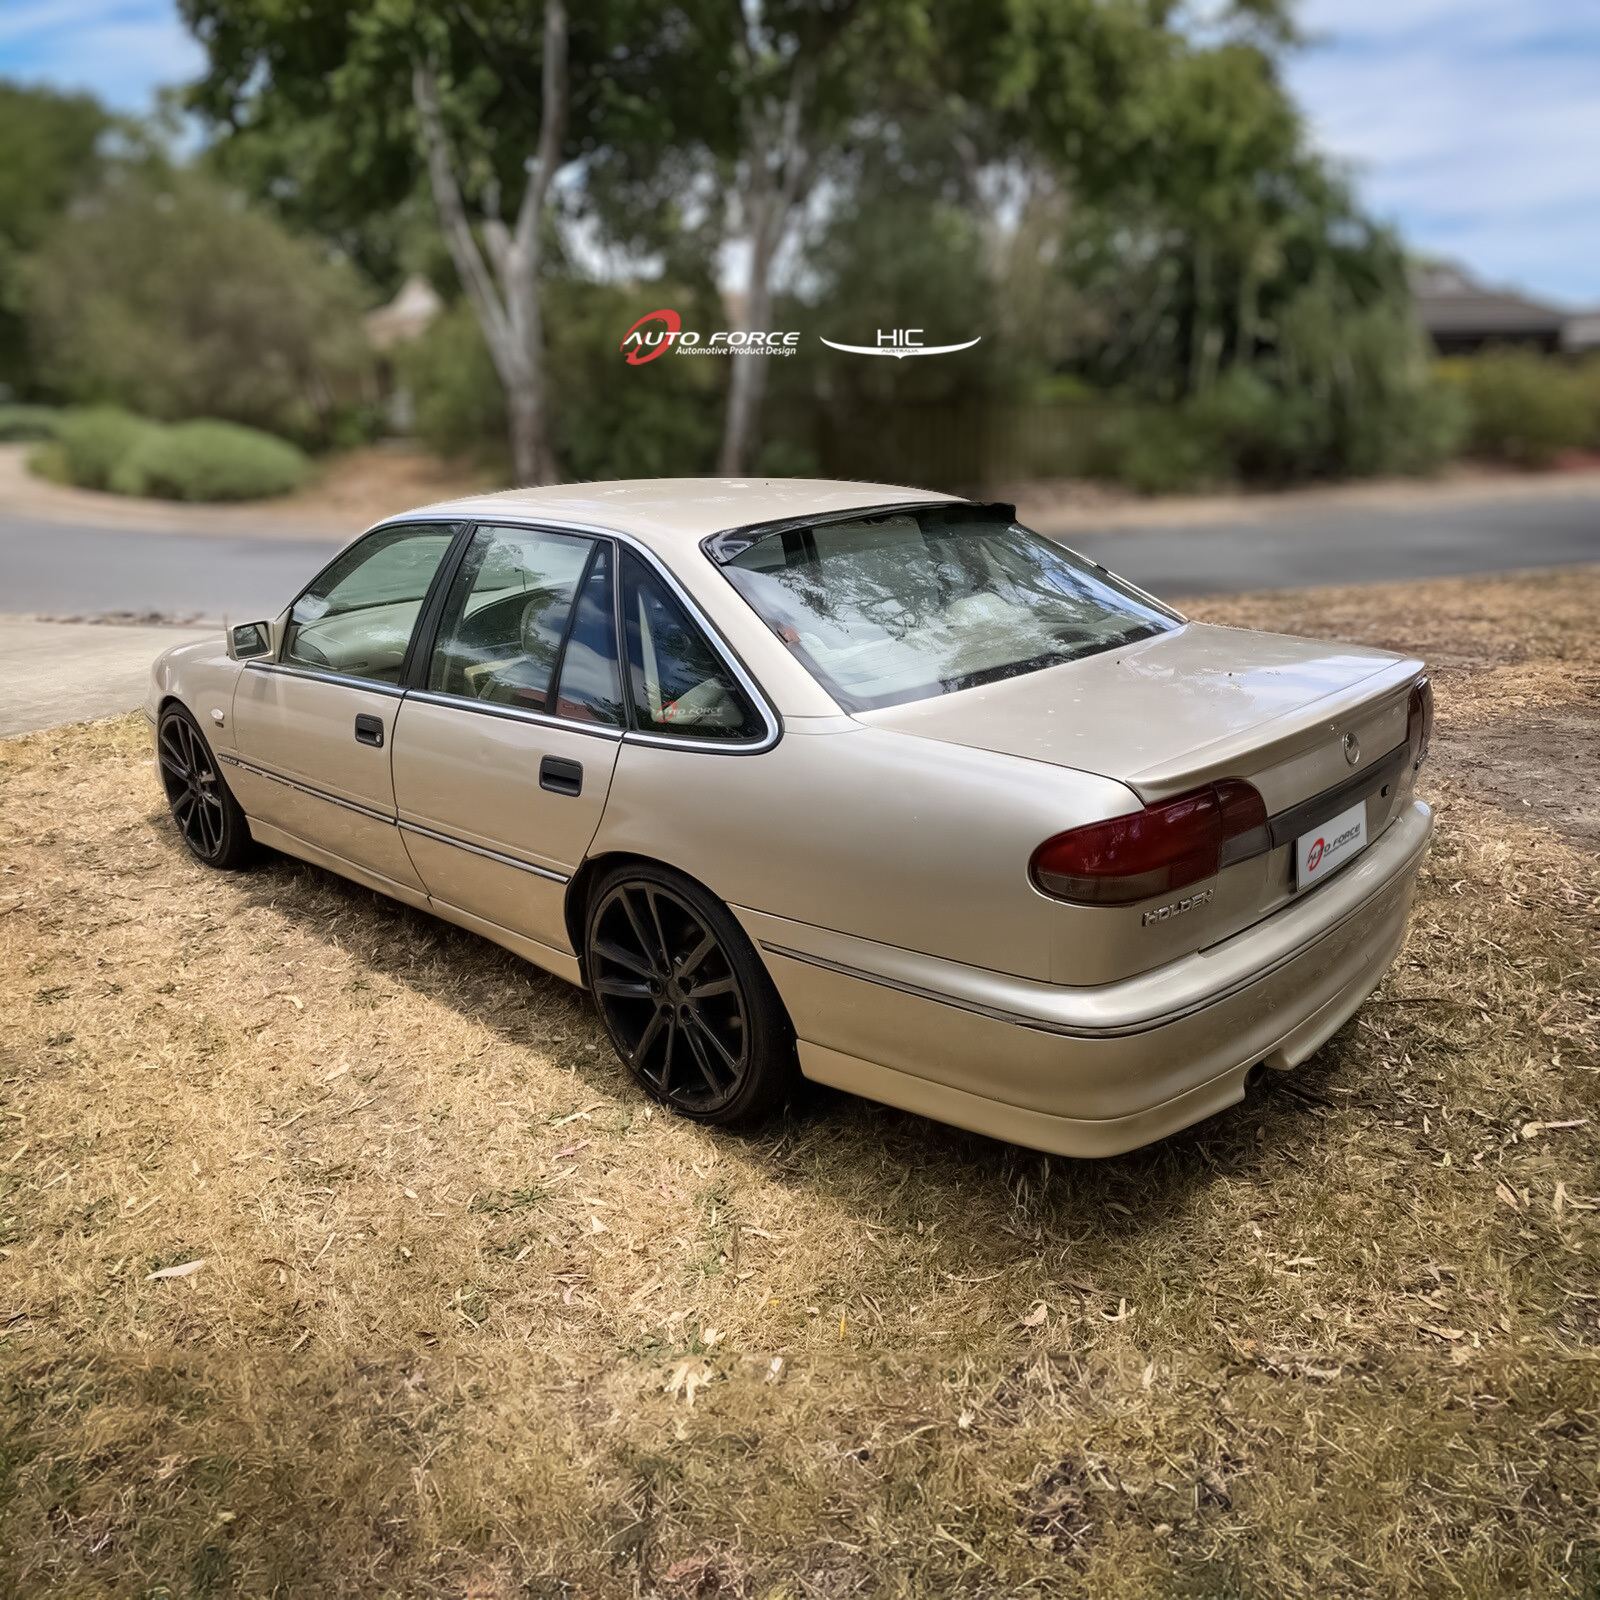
[156,705,255,869]
[585,863,797,1125]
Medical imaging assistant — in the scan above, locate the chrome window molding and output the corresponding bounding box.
[217,752,396,826]
[243,660,408,698]
[405,687,625,742]
[397,819,570,884]
[378,510,784,756]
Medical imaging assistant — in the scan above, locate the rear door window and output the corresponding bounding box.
[428,525,595,712]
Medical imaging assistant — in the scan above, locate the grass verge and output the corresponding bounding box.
[1,569,1597,1598]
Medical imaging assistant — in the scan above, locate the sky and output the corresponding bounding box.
[1,0,1597,308]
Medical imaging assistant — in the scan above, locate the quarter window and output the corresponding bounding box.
[428,525,595,711]
[620,551,762,741]
[284,522,456,683]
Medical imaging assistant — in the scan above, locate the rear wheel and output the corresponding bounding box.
[585,862,797,1126]
[156,704,255,869]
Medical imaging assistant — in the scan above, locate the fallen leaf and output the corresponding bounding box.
[321,1063,348,1083]
[146,1259,207,1281]
[590,1215,609,1234]
[1495,1182,1522,1210]
[1020,1301,1048,1328]
[554,1140,590,1160]
[286,995,303,1011]
[1418,1323,1465,1342]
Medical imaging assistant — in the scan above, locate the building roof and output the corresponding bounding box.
[391,477,955,551]
[1411,263,1566,342]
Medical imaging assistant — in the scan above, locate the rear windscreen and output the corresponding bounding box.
[721,508,1176,711]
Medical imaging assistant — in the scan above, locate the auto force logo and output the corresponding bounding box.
[620,308,800,364]
[1305,820,1361,877]
[819,328,982,359]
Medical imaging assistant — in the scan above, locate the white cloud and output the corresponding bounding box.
[1286,0,1600,304]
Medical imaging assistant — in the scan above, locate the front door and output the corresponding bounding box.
[228,521,459,893]
[391,525,625,957]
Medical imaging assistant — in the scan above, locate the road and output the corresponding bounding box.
[3,485,1599,623]
[1,482,1597,736]
[1062,488,1600,596]
[0,512,346,623]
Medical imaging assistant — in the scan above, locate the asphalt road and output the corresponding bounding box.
[1064,489,1600,596]
[0,512,346,623]
[2,487,1597,622]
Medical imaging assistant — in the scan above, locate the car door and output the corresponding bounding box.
[389,524,626,958]
[227,521,462,895]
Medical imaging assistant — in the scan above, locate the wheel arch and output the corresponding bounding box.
[564,850,765,993]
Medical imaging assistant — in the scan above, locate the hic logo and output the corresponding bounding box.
[819,328,982,359]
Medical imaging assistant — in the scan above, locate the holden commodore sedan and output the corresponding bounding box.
[147,480,1433,1156]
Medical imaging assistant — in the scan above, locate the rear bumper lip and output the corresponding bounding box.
[755,798,1433,1041]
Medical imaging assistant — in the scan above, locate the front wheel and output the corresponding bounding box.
[585,862,798,1127]
[156,704,255,869]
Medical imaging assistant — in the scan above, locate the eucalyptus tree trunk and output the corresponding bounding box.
[412,1,567,486]
[717,63,814,477]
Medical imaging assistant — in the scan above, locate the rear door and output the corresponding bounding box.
[390,524,625,957]
[228,521,461,893]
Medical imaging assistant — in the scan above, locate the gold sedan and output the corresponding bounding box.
[148,480,1433,1156]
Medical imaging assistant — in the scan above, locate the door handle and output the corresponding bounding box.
[539,755,583,797]
[354,714,385,748]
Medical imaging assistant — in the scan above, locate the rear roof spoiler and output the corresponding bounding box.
[702,500,1018,565]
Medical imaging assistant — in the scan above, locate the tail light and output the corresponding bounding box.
[1030,779,1269,907]
[1407,676,1433,769]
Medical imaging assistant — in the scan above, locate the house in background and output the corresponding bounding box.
[1411,263,1599,355]
[362,274,444,434]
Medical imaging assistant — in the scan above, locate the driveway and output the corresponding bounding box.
[0,615,216,738]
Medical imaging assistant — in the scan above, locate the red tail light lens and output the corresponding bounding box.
[1407,676,1433,769]
[1031,779,1268,907]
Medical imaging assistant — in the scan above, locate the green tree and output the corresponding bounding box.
[0,82,110,396]
[26,168,372,443]
[182,0,676,484]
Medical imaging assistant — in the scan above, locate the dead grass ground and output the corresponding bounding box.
[1,569,1597,1599]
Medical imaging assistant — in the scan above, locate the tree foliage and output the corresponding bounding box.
[25,168,373,445]
[0,82,110,396]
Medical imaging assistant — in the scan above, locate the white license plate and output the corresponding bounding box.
[1296,799,1367,888]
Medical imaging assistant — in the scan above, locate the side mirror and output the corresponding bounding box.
[227,621,273,661]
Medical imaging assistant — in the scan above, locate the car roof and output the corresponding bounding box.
[383,477,959,555]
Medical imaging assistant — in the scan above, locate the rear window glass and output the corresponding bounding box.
[721,508,1176,710]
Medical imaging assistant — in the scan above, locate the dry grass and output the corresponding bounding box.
[2,569,1598,1599]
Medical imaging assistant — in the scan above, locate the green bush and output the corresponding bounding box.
[1443,350,1598,467]
[52,405,158,489]
[0,403,61,441]
[110,419,309,501]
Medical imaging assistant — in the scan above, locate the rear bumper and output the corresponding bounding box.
[740,799,1432,1157]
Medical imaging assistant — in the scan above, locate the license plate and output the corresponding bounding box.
[1296,799,1367,889]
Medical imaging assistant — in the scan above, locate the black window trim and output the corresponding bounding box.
[372,511,782,755]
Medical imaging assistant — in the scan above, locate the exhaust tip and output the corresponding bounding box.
[1243,1062,1269,1095]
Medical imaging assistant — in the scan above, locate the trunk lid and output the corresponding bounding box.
[855,622,1416,803]
[857,622,1427,984]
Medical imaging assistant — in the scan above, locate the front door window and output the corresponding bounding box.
[284,523,457,683]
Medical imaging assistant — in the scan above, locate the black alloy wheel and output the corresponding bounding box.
[157,705,254,868]
[586,864,796,1126]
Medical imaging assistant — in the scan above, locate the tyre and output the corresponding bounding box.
[156,704,256,869]
[585,861,798,1126]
